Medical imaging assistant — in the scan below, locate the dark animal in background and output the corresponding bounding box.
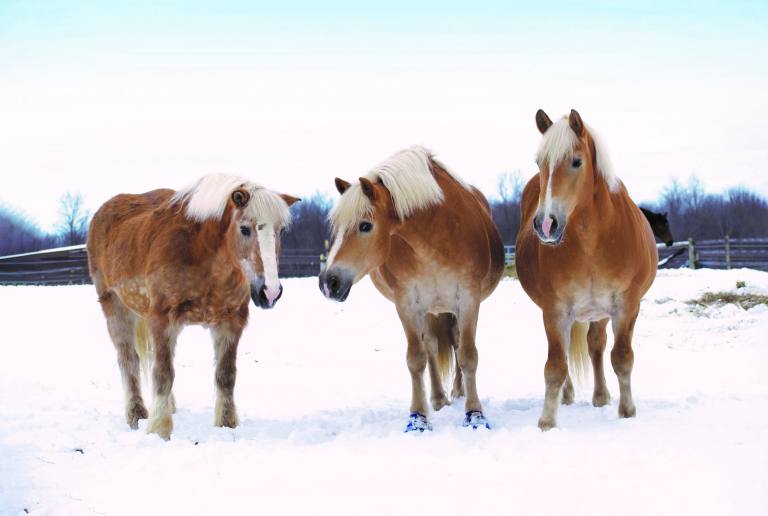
[640,208,674,247]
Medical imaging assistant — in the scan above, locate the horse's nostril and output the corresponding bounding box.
[550,217,558,233]
[328,274,339,293]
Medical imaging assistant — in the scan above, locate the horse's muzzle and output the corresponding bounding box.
[319,267,353,302]
[533,212,565,246]
[251,283,283,309]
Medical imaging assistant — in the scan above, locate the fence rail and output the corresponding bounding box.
[657,237,768,271]
[2,238,767,286]
[0,245,325,286]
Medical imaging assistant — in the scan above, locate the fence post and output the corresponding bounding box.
[319,239,329,272]
[688,238,696,270]
[725,235,731,270]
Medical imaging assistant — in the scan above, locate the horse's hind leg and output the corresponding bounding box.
[611,306,639,418]
[450,318,464,399]
[589,319,611,407]
[211,320,244,428]
[561,373,575,405]
[146,318,178,440]
[425,314,451,411]
[99,291,148,429]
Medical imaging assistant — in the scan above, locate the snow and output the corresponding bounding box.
[1,269,767,515]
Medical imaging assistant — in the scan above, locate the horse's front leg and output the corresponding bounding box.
[211,320,244,428]
[538,310,570,431]
[396,306,431,432]
[611,304,640,418]
[146,318,179,440]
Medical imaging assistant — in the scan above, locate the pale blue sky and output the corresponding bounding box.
[1,1,767,229]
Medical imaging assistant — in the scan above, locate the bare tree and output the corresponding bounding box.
[56,192,90,246]
[491,171,524,243]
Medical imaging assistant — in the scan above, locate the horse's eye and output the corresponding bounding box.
[240,226,251,236]
[359,221,373,233]
[571,158,583,168]
[280,227,286,236]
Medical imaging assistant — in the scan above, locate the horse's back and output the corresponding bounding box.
[434,165,505,297]
[88,189,175,286]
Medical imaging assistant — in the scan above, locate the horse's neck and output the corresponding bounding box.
[392,204,458,261]
[570,175,621,241]
[178,215,238,274]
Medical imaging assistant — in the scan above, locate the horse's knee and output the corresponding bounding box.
[544,357,567,386]
[456,341,477,371]
[406,347,427,373]
[610,344,634,376]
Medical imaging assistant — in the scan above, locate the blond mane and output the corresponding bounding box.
[171,173,292,226]
[330,146,466,232]
[536,118,618,191]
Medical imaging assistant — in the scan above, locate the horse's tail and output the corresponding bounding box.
[568,322,590,384]
[432,313,456,393]
[134,318,153,389]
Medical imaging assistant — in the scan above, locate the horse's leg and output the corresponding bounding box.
[211,321,243,428]
[456,302,490,429]
[99,290,147,429]
[561,373,575,405]
[589,318,611,407]
[450,320,464,400]
[538,311,569,430]
[397,307,431,431]
[146,318,178,440]
[426,314,450,411]
[611,305,640,418]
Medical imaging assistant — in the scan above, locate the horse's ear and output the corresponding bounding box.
[280,194,301,207]
[359,177,376,201]
[335,177,351,194]
[536,109,552,134]
[232,189,250,208]
[569,109,585,137]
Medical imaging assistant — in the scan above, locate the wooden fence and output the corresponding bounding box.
[2,238,766,286]
[657,237,768,271]
[0,245,325,286]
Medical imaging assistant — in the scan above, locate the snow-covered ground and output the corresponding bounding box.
[1,269,767,515]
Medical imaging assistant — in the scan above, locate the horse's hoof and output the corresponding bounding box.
[592,391,611,407]
[538,416,556,431]
[431,394,451,412]
[463,411,491,430]
[618,403,636,418]
[126,401,148,430]
[147,415,173,440]
[404,413,432,433]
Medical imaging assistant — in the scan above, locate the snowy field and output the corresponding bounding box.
[1,269,767,515]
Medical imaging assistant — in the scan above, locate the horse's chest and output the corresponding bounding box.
[568,285,615,322]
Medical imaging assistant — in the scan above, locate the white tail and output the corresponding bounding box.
[568,322,590,384]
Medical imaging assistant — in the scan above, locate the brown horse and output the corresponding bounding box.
[319,146,504,431]
[515,110,657,430]
[87,174,299,439]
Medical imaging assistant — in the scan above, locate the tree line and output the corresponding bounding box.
[0,192,89,256]
[2,176,767,257]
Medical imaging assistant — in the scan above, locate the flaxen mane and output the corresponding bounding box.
[171,173,292,226]
[330,146,466,232]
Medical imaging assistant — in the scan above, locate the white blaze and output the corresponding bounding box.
[543,162,555,220]
[256,225,280,296]
[325,227,345,269]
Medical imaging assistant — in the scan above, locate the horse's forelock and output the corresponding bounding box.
[172,174,291,226]
[536,117,619,192]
